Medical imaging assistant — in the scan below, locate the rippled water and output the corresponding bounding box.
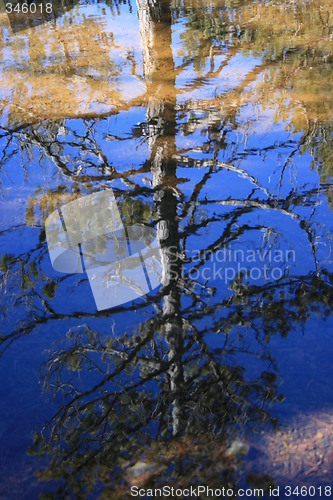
[0,0,332,497]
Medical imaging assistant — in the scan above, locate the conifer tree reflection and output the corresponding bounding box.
[0,0,332,497]
[139,0,185,437]
[27,1,280,496]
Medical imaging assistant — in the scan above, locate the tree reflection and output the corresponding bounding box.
[0,0,332,497]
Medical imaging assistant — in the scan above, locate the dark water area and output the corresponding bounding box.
[0,0,332,498]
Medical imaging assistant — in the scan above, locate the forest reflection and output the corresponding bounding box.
[0,0,332,497]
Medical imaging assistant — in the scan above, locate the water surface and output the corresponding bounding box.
[0,0,332,497]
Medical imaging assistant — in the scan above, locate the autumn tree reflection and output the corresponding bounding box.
[0,0,332,497]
